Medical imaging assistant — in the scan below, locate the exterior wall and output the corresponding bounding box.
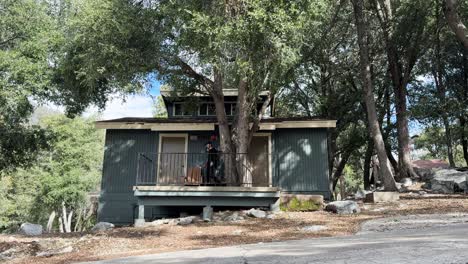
[272,128,331,199]
[98,128,331,224]
[98,130,159,224]
[98,130,217,224]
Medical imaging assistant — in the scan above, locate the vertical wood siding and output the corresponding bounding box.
[98,128,331,224]
[273,128,331,199]
[98,130,158,224]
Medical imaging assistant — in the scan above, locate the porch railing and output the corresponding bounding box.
[136,152,270,187]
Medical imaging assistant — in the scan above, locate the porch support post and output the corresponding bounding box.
[134,204,146,227]
[269,197,281,212]
[202,205,213,222]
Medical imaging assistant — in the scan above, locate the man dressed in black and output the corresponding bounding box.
[205,142,219,184]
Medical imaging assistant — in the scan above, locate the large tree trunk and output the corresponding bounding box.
[434,10,456,167]
[234,79,253,186]
[444,0,468,50]
[46,211,56,233]
[331,151,351,192]
[462,47,468,166]
[461,117,468,166]
[211,68,237,184]
[375,0,419,180]
[352,0,397,191]
[364,137,373,190]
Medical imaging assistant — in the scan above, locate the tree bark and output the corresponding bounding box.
[364,137,373,190]
[433,19,456,167]
[374,0,420,180]
[444,0,468,50]
[331,151,351,192]
[352,0,398,191]
[462,47,468,166]
[211,68,237,183]
[58,217,64,233]
[46,211,56,233]
[234,79,253,186]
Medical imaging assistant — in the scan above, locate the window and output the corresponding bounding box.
[224,103,236,116]
[199,103,216,116]
[199,102,236,116]
[173,103,191,116]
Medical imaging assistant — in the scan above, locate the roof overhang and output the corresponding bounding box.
[160,88,270,98]
[95,120,336,130]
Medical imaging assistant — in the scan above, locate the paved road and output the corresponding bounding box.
[86,218,468,264]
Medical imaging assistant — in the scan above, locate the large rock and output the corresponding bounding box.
[18,223,43,236]
[430,169,468,194]
[91,222,114,232]
[325,201,360,215]
[178,216,196,225]
[400,178,413,187]
[246,209,267,218]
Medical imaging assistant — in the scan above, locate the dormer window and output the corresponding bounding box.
[224,103,236,116]
[173,103,191,116]
[199,102,236,116]
[198,103,216,116]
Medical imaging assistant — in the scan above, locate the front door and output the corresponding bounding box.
[158,135,187,185]
[248,135,270,187]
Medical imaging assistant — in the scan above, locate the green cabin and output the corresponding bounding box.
[96,89,336,225]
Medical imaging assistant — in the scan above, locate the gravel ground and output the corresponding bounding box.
[2,195,468,264]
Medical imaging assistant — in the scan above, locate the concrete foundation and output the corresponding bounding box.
[365,192,399,203]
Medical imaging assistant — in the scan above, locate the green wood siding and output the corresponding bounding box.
[273,128,331,199]
[98,130,159,224]
[98,128,331,224]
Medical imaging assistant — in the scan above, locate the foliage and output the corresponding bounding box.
[0,0,60,172]
[280,197,320,212]
[0,114,104,231]
[152,96,168,118]
[414,126,466,166]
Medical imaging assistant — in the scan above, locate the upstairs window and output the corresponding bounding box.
[199,103,216,116]
[173,103,191,116]
[199,102,236,116]
[224,103,236,116]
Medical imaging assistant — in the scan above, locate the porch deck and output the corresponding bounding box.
[134,185,280,205]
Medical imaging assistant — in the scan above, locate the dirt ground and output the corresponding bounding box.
[2,194,468,264]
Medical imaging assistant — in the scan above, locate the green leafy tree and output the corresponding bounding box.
[0,0,60,172]
[0,114,104,231]
[53,0,319,184]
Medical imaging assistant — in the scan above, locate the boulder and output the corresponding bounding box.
[400,178,413,187]
[246,209,267,218]
[325,201,360,215]
[18,223,43,236]
[301,225,327,232]
[178,216,196,225]
[354,190,371,200]
[91,222,114,232]
[430,169,468,194]
[223,212,244,222]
